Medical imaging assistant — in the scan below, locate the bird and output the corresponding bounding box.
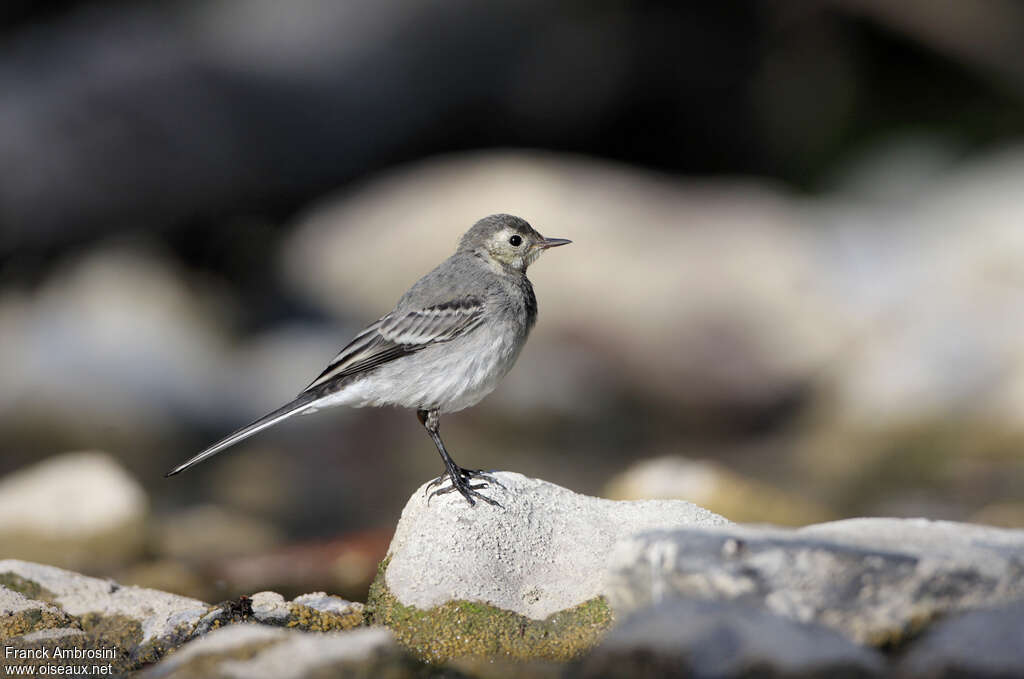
[166,213,571,506]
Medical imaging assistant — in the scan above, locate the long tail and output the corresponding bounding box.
[165,392,321,477]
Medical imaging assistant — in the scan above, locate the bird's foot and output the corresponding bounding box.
[426,466,504,507]
[425,467,504,492]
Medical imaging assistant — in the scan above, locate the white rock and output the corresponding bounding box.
[249,591,289,623]
[0,452,148,569]
[383,471,728,619]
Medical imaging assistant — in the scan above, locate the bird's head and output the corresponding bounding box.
[458,214,571,272]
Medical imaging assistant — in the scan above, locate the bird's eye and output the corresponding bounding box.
[509,235,523,246]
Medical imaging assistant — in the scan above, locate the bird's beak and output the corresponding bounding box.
[536,237,572,250]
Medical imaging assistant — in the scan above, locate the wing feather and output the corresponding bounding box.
[302,296,484,393]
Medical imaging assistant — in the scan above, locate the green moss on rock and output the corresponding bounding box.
[367,558,613,663]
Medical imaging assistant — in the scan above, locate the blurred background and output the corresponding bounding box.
[2,0,1024,603]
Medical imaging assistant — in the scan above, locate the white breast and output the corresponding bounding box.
[315,321,525,413]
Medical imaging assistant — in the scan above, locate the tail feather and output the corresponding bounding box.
[165,392,320,477]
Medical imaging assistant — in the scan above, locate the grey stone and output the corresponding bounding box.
[383,471,729,619]
[606,518,1024,646]
[573,598,886,679]
[898,603,1024,679]
[140,624,397,679]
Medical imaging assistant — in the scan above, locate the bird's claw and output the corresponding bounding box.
[425,467,503,507]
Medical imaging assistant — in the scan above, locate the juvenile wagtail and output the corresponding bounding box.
[166,214,570,506]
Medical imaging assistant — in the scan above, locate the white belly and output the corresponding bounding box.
[314,323,524,413]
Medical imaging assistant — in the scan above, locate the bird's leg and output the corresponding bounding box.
[416,409,502,507]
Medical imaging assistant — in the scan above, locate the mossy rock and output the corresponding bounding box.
[287,602,364,632]
[0,573,54,602]
[0,577,73,640]
[0,603,76,640]
[367,559,613,663]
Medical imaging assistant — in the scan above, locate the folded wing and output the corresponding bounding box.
[302,296,485,393]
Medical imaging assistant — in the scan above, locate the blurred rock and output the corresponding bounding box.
[138,625,398,679]
[370,471,728,661]
[971,501,1024,529]
[0,247,235,433]
[0,452,148,571]
[0,247,341,452]
[606,518,1024,647]
[605,455,833,525]
[897,603,1024,679]
[113,560,211,603]
[207,528,392,601]
[281,149,1024,521]
[571,598,885,679]
[281,152,843,421]
[153,504,283,561]
[798,148,1024,492]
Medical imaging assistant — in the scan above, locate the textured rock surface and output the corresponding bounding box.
[572,598,886,679]
[370,471,728,661]
[0,560,207,647]
[383,471,728,618]
[0,561,208,674]
[0,586,73,638]
[1,561,366,675]
[897,603,1024,679]
[139,625,398,679]
[0,452,148,571]
[606,518,1024,646]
